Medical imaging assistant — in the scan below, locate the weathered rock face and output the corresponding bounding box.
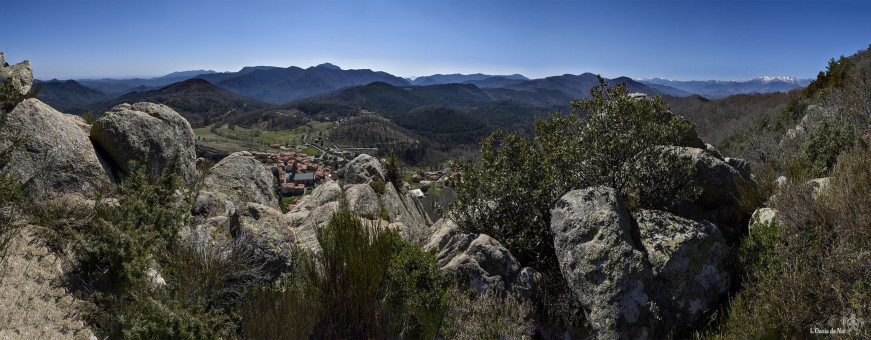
[657,146,752,241]
[749,208,781,232]
[380,183,432,244]
[230,203,296,275]
[2,99,112,198]
[291,180,341,214]
[294,201,340,251]
[725,157,751,180]
[345,184,381,218]
[423,217,541,300]
[196,151,279,218]
[550,186,654,339]
[0,53,33,96]
[635,209,730,329]
[343,154,385,185]
[661,146,747,208]
[90,102,197,183]
[550,187,732,339]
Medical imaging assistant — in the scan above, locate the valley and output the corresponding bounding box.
[33,65,813,169]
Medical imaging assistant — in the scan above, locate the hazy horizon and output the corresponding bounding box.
[3,0,870,81]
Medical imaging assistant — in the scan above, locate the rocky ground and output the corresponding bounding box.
[0,227,94,340]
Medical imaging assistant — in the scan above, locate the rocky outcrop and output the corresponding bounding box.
[230,203,296,275]
[635,209,730,329]
[90,102,197,183]
[285,154,432,249]
[291,180,341,214]
[195,151,279,218]
[343,154,385,184]
[2,98,113,198]
[380,183,432,244]
[550,186,730,339]
[345,184,381,218]
[423,218,541,300]
[550,186,654,339]
[657,146,752,241]
[0,52,34,96]
[294,201,340,251]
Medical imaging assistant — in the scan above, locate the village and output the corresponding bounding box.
[250,149,455,212]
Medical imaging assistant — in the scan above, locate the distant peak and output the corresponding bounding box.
[753,76,809,83]
[316,63,341,70]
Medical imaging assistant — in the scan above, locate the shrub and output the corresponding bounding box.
[34,160,252,339]
[240,209,447,338]
[787,119,854,179]
[439,287,535,339]
[709,139,871,338]
[369,179,387,195]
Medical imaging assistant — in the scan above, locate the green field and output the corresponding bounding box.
[193,122,335,153]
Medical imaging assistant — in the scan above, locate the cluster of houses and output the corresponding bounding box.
[251,151,334,197]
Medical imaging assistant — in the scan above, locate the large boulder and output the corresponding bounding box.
[343,154,385,184]
[658,146,747,208]
[294,201,340,251]
[1,99,112,198]
[656,146,752,242]
[196,151,279,217]
[90,102,196,183]
[230,203,296,276]
[0,52,33,96]
[551,187,733,339]
[345,184,381,218]
[550,187,654,339]
[290,180,341,214]
[423,217,540,299]
[635,209,730,329]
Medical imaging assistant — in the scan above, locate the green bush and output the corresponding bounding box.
[369,179,387,195]
[34,161,250,339]
[240,208,447,339]
[788,119,854,179]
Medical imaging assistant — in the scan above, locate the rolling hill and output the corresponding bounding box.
[86,78,272,127]
[35,79,114,113]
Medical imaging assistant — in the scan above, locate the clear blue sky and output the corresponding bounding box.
[3,0,870,81]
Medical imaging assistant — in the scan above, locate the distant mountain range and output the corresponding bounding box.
[35,63,813,132]
[639,77,813,99]
[408,73,528,86]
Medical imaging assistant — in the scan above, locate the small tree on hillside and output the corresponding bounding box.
[383,150,402,191]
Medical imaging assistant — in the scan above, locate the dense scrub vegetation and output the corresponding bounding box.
[695,44,871,337]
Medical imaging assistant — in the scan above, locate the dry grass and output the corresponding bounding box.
[709,141,871,338]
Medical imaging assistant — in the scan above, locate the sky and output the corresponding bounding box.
[2,0,871,81]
